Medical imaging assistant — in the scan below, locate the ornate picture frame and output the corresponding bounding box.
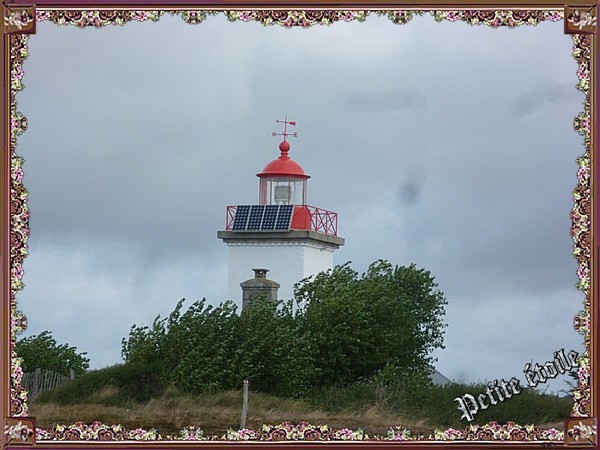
[1,0,597,447]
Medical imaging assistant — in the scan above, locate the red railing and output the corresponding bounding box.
[226,205,237,231]
[225,205,338,236]
[302,205,338,236]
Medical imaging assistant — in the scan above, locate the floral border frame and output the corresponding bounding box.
[5,7,594,443]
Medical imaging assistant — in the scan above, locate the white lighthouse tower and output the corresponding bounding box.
[218,118,344,307]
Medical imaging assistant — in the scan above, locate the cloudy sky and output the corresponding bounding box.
[16,13,585,396]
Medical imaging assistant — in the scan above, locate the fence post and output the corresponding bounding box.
[43,371,48,393]
[70,368,75,380]
[33,368,41,400]
[240,379,249,429]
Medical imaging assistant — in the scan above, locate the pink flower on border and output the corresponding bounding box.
[13,167,24,182]
[577,166,589,183]
[577,266,589,280]
[577,65,589,80]
[13,265,24,279]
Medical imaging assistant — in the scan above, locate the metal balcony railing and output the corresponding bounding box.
[225,205,338,236]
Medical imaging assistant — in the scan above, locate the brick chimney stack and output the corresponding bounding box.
[240,268,280,311]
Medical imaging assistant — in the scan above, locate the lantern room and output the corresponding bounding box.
[257,140,309,206]
[222,118,341,237]
[218,118,345,304]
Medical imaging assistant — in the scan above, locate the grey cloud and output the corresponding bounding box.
[512,80,579,116]
[395,162,428,206]
[398,182,420,204]
[344,88,427,113]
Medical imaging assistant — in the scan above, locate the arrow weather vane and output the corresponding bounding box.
[272,116,298,141]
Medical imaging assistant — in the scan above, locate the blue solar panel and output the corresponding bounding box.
[275,205,294,230]
[262,205,278,230]
[231,204,295,232]
[232,205,251,230]
[247,205,265,230]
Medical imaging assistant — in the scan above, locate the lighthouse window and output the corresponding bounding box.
[274,185,291,204]
[263,177,305,205]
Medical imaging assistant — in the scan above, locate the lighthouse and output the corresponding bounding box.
[218,118,345,308]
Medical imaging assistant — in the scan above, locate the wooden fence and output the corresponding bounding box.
[22,368,75,401]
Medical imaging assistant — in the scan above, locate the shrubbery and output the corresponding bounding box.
[16,330,90,377]
[305,381,572,428]
[36,363,163,404]
[120,260,448,398]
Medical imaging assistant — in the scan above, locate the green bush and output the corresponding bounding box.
[169,300,241,394]
[234,298,316,397]
[121,260,447,398]
[296,260,447,388]
[16,331,89,377]
[36,363,166,405]
[305,380,572,428]
[383,382,572,428]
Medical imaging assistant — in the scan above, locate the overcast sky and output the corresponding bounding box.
[16,13,585,396]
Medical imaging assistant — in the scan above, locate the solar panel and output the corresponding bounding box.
[232,205,251,230]
[231,204,295,232]
[261,205,278,230]
[247,205,265,230]
[275,205,294,230]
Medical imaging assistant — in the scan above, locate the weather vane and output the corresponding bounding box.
[272,116,298,141]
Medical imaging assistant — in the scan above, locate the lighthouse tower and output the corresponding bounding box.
[218,118,345,307]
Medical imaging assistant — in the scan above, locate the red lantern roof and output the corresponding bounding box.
[257,140,310,179]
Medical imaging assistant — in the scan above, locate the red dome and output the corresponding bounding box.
[257,141,310,179]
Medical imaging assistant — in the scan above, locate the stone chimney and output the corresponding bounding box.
[240,268,280,311]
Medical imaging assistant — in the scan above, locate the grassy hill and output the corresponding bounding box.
[30,364,573,437]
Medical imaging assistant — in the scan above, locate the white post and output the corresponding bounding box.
[240,379,249,429]
[70,368,75,380]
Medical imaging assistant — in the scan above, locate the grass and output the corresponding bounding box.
[31,387,431,437]
[31,375,573,438]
